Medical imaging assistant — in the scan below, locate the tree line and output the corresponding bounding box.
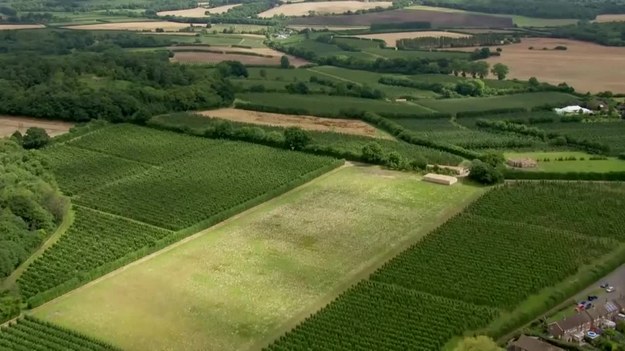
[397,34,520,50]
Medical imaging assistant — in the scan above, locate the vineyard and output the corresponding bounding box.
[265,182,625,351]
[18,206,172,299]
[17,124,339,304]
[539,121,625,155]
[0,316,120,351]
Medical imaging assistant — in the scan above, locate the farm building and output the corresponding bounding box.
[423,173,458,185]
[507,335,564,351]
[554,105,593,115]
[506,158,538,168]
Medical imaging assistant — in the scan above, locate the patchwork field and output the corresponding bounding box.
[481,38,625,94]
[504,151,625,173]
[65,21,200,31]
[198,108,391,139]
[354,31,470,47]
[258,1,393,18]
[171,51,308,66]
[288,8,513,28]
[18,123,339,305]
[33,165,483,351]
[416,92,578,114]
[0,116,74,137]
[265,182,625,351]
[157,4,241,17]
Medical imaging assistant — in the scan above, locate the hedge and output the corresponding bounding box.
[503,170,625,181]
[456,107,528,118]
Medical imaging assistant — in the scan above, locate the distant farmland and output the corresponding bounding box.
[289,8,513,28]
[353,31,470,47]
[259,1,392,17]
[157,4,241,17]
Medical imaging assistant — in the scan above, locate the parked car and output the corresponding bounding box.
[607,286,615,293]
[588,295,598,301]
[601,283,610,288]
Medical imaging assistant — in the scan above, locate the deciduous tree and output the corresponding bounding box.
[491,63,510,80]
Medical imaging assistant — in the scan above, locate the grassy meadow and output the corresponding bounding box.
[33,165,483,351]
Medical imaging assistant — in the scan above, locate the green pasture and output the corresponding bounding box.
[237,92,435,115]
[504,151,625,173]
[33,165,482,351]
[417,92,578,114]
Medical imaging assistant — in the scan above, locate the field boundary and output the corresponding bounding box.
[248,181,487,351]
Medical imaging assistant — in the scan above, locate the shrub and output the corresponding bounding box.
[469,160,504,185]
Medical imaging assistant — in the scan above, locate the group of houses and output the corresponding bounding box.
[547,297,625,344]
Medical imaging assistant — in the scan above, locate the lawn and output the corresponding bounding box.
[504,151,625,172]
[33,165,483,351]
[416,92,578,114]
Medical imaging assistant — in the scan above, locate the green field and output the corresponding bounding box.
[505,151,625,172]
[417,92,578,114]
[265,182,625,351]
[237,92,436,115]
[33,165,483,351]
[18,123,338,304]
[540,121,625,155]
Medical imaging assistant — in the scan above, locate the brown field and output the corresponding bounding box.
[594,14,625,22]
[0,24,45,30]
[478,38,625,94]
[199,108,392,138]
[354,31,470,47]
[157,4,241,17]
[65,21,201,31]
[0,116,74,137]
[259,1,392,18]
[288,8,513,27]
[288,25,368,30]
[171,50,308,66]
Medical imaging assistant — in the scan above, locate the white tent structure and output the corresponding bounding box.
[554,105,593,115]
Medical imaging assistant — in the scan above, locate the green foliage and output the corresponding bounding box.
[217,60,249,78]
[491,63,510,80]
[454,336,502,351]
[284,127,311,150]
[266,182,625,350]
[469,160,503,184]
[418,92,578,114]
[280,55,290,69]
[361,142,386,164]
[21,127,50,150]
[0,140,67,279]
[552,21,625,46]
[0,316,121,350]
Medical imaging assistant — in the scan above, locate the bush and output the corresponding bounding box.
[618,153,625,160]
[469,160,504,185]
[362,142,386,164]
[284,127,311,150]
[22,127,50,149]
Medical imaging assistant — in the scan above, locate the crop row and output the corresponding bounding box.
[42,145,152,196]
[67,124,211,165]
[18,206,171,299]
[371,215,612,308]
[264,281,498,351]
[465,182,625,241]
[0,316,120,351]
[540,121,625,155]
[74,133,339,230]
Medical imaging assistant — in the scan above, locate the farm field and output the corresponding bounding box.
[406,5,579,27]
[198,108,392,139]
[17,123,339,304]
[157,4,241,17]
[65,21,201,31]
[594,14,625,22]
[539,121,625,155]
[478,38,625,94]
[0,116,74,137]
[0,24,45,30]
[237,92,437,115]
[353,31,470,47]
[33,165,483,351]
[171,52,306,66]
[416,92,578,114]
[258,1,392,18]
[265,182,625,351]
[288,8,513,28]
[504,151,625,173]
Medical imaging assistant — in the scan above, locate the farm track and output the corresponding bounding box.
[247,181,486,351]
[30,162,349,317]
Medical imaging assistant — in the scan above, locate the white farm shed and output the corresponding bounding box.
[423,173,458,186]
[554,105,593,115]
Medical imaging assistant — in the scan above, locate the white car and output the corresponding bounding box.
[607,286,615,293]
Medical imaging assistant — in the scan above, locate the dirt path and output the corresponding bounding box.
[1,209,74,292]
[30,162,348,315]
[247,184,486,351]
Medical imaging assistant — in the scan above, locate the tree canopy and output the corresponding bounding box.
[453,336,502,351]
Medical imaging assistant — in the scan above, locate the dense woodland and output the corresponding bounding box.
[0,30,234,123]
[551,21,625,46]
